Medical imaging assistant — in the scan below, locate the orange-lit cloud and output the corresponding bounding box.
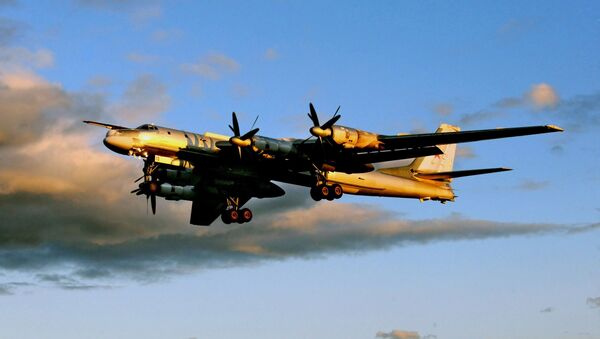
[528,83,559,109]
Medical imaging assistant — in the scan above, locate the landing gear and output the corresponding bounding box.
[221,196,253,225]
[310,183,343,201]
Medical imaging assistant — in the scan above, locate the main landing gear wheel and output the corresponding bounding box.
[221,208,252,224]
[310,184,343,201]
[238,208,253,224]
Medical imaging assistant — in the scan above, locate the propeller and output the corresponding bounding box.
[131,155,159,215]
[308,103,341,139]
[228,112,260,159]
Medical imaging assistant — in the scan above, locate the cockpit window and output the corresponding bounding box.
[136,124,158,130]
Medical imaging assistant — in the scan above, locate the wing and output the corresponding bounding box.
[83,120,128,130]
[379,125,563,149]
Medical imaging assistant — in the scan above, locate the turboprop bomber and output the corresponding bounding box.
[84,103,563,225]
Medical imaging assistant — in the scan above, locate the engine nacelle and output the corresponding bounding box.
[158,183,197,201]
[330,126,382,149]
[158,168,194,184]
[252,136,296,156]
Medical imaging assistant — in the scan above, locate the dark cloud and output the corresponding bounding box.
[586,297,600,308]
[36,273,111,290]
[515,180,550,191]
[0,281,32,296]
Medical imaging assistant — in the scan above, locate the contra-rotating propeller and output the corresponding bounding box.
[228,112,260,159]
[130,155,159,215]
[308,102,341,140]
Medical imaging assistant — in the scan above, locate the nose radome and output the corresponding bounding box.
[103,135,132,155]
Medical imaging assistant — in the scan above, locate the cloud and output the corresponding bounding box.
[181,52,240,80]
[77,0,162,25]
[36,273,111,290]
[110,74,170,122]
[130,3,162,25]
[433,103,453,116]
[126,52,160,64]
[0,69,73,147]
[515,180,550,191]
[0,282,31,296]
[456,146,476,159]
[587,297,600,308]
[498,18,536,37]
[0,17,25,46]
[0,46,54,69]
[540,307,554,313]
[0,59,593,294]
[553,91,600,130]
[528,83,559,109]
[151,28,182,42]
[375,329,422,339]
[264,48,279,61]
[458,110,504,125]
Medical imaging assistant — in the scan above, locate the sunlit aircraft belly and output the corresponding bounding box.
[135,130,222,158]
[326,171,455,200]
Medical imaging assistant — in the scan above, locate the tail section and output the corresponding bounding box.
[378,123,461,183]
[408,123,460,173]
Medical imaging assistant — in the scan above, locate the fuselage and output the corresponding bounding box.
[103,124,455,202]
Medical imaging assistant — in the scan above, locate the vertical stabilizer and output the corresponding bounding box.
[408,123,460,173]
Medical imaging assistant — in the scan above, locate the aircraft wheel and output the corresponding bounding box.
[228,209,240,223]
[239,208,253,223]
[221,212,231,224]
[319,185,330,199]
[310,187,322,201]
[331,184,343,199]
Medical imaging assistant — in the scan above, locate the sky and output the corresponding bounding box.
[0,1,599,338]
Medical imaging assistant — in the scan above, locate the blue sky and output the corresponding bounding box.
[0,1,598,338]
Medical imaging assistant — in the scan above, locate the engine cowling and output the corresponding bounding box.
[330,126,383,149]
[252,136,296,156]
[157,183,197,201]
[158,168,195,184]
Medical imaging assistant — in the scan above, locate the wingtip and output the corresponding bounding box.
[546,124,564,132]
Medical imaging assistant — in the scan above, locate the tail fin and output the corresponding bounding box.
[408,123,460,173]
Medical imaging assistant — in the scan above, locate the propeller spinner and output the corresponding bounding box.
[228,112,259,158]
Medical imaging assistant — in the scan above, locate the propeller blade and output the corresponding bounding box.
[250,115,260,130]
[321,114,341,130]
[131,188,141,194]
[308,103,320,127]
[151,194,156,215]
[230,112,240,136]
[134,175,144,183]
[240,127,260,140]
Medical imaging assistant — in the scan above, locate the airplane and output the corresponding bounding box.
[84,103,563,226]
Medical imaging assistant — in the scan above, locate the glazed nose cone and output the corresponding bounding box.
[103,130,133,155]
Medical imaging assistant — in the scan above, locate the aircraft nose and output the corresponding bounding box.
[103,132,133,155]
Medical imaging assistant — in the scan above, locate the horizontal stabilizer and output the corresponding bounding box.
[83,120,128,130]
[415,167,512,180]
